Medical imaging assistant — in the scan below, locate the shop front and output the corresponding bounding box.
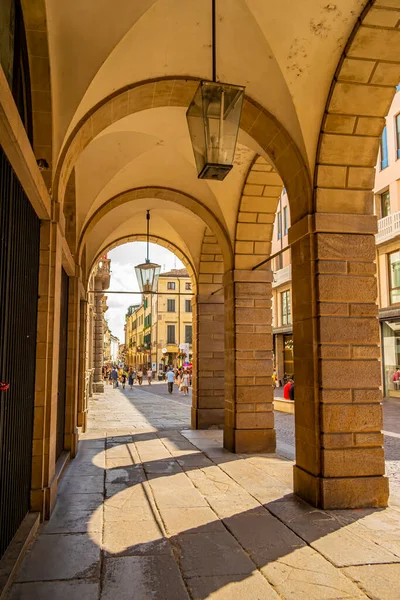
[381,311,400,398]
[273,326,294,386]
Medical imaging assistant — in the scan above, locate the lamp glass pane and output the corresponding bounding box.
[135,262,161,293]
[186,81,245,180]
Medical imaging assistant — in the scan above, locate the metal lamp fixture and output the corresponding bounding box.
[186,0,245,181]
[134,210,161,294]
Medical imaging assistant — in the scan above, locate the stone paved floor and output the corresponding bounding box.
[8,383,400,599]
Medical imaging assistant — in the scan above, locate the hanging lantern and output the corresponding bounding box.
[134,210,161,294]
[186,81,244,181]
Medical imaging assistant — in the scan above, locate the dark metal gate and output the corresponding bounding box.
[0,146,40,559]
[56,269,69,460]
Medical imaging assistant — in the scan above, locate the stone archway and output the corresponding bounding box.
[89,234,198,294]
[52,77,312,225]
[77,185,233,273]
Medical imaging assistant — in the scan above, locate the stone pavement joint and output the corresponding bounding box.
[7,383,400,599]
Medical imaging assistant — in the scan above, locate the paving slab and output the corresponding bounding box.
[343,563,400,600]
[186,572,280,600]
[16,533,101,582]
[103,517,170,556]
[223,507,306,566]
[101,556,189,600]
[261,546,368,600]
[8,580,100,600]
[175,530,255,577]
[42,507,103,534]
[58,475,104,494]
[268,495,400,566]
[159,507,225,535]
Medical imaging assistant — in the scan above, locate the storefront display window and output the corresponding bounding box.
[382,320,400,398]
[389,251,400,304]
[283,334,294,381]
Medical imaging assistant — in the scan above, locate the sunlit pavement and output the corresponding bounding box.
[8,384,400,599]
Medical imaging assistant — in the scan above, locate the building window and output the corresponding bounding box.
[167,281,176,290]
[281,290,291,325]
[283,206,289,236]
[185,299,192,312]
[389,251,400,304]
[185,325,192,344]
[275,253,283,271]
[381,191,391,218]
[143,297,148,309]
[277,212,282,240]
[396,114,400,159]
[167,299,176,312]
[381,126,389,170]
[185,282,191,290]
[167,325,176,344]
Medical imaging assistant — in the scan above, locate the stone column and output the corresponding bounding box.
[64,274,80,457]
[290,214,389,509]
[77,299,88,431]
[223,269,275,453]
[88,303,94,398]
[191,295,225,429]
[93,276,104,393]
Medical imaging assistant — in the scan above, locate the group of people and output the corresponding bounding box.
[166,367,191,395]
[103,364,192,395]
[103,366,154,389]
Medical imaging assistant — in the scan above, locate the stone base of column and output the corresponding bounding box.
[93,381,104,393]
[191,407,224,429]
[294,465,389,509]
[77,409,87,431]
[224,426,276,454]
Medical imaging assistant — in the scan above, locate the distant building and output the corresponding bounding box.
[125,269,193,372]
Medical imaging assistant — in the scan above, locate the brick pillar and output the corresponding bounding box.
[290,214,389,509]
[223,269,275,453]
[191,295,225,428]
[93,277,104,393]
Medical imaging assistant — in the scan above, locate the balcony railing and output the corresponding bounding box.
[272,265,292,288]
[376,211,400,244]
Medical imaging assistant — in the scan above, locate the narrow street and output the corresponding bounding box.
[8,384,400,599]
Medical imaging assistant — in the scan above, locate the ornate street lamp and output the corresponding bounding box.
[186,1,245,181]
[134,210,161,293]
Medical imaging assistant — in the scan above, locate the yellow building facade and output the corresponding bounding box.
[125,269,193,373]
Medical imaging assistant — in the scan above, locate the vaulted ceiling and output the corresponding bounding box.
[43,0,368,276]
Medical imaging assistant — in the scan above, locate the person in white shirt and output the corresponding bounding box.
[147,369,153,385]
[166,369,175,394]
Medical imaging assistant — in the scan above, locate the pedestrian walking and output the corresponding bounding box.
[121,371,127,389]
[166,369,175,394]
[181,370,189,396]
[128,369,134,389]
[137,369,143,385]
[111,367,118,388]
[147,369,153,385]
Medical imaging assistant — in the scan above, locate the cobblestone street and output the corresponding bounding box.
[8,383,400,599]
